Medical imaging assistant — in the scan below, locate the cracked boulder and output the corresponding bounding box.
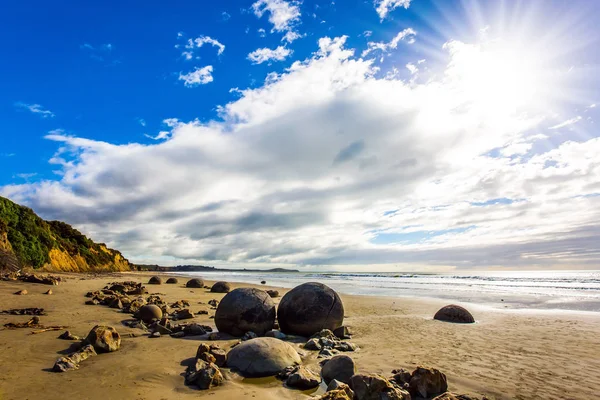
[277,282,344,337]
[350,374,411,400]
[185,359,224,390]
[53,344,97,372]
[83,325,121,353]
[215,288,275,337]
[226,337,301,377]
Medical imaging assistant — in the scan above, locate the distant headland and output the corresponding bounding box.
[135,264,299,273]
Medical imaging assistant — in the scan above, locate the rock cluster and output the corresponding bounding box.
[278,365,321,389]
[1,271,62,285]
[277,282,344,337]
[184,342,226,390]
[304,329,357,358]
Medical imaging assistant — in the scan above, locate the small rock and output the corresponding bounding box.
[327,379,347,391]
[173,309,194,320]
[350,374,411,400]
[334,342,357,352]
[83,326,121,353]
[14,290,27,295]
[409,366,448,399]
[333,326,351,339]
[321,355,356,384]
[261,280,266,284]
[242,331,258,341]
[150,332,161,338]
[208,299,219,307]
[286,366,321,389]
[198,352,216,364]
[85,299,100,305]
[320,381,354,400]
[312,329,337,341]
[208,332,220,340]
[266,290,279,298]
[304,338,322,351]
[44,289,53,295]
[391,368,412,387]
[197,310,209,315]
[209,348,227,367]
[185,359,224,390]
[319,348,336,358]
[183,323,211,336]
[58,331,80,340]
[150,322,172,335]
[265,330,287,340]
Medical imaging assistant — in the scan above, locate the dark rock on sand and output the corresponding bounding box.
[434,305,475,324]
[44,289,53,295]
[58,331,80,340]
[350,374,411,400]
[278,282,344,337]
[242,331,258,341]
[208,299,219,307]
[138,304,163,324]
[409,366,448,399]
[148,276,162,285]
[226,337,301,377]
[166,277,178,284]
[211,281,232,293]
[196,343,227,367]
[391,368,412,387]
[186,278,205,288]
[84,325,121,353]
[0,308,46,315]
[286,366,322,389]
[172,309,194,320]
[215,288,275,336]
[304,338,322,350]
[182,323,212,336]
[266,289,279,298]
[321,355,356,384]
[185,359,224,390]
[333,326,351,339]
[261,280,266,284]
[53,344,97,372]
[14,289,27,295]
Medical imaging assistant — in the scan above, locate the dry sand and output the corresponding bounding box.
[1,272,599,400]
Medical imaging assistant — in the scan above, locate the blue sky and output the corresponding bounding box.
[1,0,600,271]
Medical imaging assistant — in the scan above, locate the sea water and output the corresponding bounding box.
[169,270,600,312]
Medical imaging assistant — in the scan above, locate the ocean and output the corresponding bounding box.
[168,270,600,313]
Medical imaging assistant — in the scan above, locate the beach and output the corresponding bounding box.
[1,272,600,400]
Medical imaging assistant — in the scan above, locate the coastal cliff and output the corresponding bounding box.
[0,196,132,272]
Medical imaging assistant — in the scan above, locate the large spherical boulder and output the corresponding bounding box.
[186,278,205,288]
[211,281,231,293]
[84,325,121,353]
[277,282,344,337]
[215,288,275,336]
[166,277,178,284]
[433,305,475,324]
[148,276,162,284]
[138,304,163,324]
[226,337,301,377]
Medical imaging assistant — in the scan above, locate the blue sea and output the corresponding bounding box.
[168,270,600,313]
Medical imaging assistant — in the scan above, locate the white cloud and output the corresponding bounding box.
[374,0,412,20]
[258,28,266,37]
[406,62,418,75]
[185,35,225,56]
[282,31,302,43]
[361,28,416,57]
[137,118,146,127]
[179,66,214,86]
[247,46,292,64]
[15,102,55,118]
[252,0,301,32]
[549,116,582,130]
[3,36,598,270]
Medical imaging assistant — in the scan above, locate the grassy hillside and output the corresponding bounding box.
[0,196,131,272]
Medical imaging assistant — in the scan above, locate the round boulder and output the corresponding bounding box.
[211,281,232,293]
[138,304,163,324]
[277,282,344,337]
[166,277,178,284]
[215,288,275,336]
[226,337,301,377]
[321,355,356,384]
[186,278,205,288]
[433,305,475,324]
[148,276,162,285]
[84,325,121,353]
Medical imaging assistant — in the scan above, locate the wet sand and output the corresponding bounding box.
[1,272,599,400]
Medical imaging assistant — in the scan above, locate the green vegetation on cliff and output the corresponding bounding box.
[0,196,131,271]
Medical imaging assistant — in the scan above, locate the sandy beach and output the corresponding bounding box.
[1,272,599,400]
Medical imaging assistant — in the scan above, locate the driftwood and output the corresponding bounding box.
[2,316,68,332]
[0,308,46,316]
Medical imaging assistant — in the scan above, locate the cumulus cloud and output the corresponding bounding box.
[252,0,301,32]
[185,35,225,56]
[14,102,55,118]
[179,66,214,86]
[374,0,412,20]
[247,46,292,64]
[361,28,416,57]
[3,36,599,270]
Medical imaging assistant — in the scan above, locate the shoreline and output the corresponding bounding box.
[1,271,600,399]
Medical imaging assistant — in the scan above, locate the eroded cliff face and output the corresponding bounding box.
[1,196,132,272]
[42,246,131,272]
